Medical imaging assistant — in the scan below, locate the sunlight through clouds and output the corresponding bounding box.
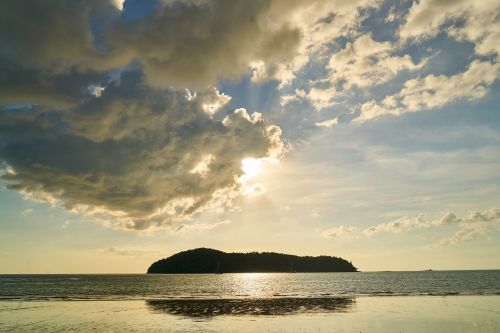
[241,158,263,180]
[0,0,499,272]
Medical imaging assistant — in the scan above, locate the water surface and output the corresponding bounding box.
[1,271,500,332]
[1,270,499,300]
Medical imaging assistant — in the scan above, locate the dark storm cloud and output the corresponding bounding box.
[106,0,304,88]
[0,60,108,107]
[0,0,306,106]
[0,70,284,229]
[0,0,121,106]
[0,0,308,229]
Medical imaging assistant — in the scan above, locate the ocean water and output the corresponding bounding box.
[1,271,500,332]
[1,270,499,300]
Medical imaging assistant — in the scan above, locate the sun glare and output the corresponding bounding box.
[241,158,262,179]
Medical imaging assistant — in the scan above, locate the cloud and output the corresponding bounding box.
[250,0,381,88]
[434,212,461,225]
[304,34,424,110]
[358,209,500,245]
[320,225,358,239]
[99,246,162,257]
[355,60,500,122]
[305,86,338,111]
[467,209,500,222]
[438,209,500,245]
[197,87,231,115]
[399,0,500,58]
[0,0,357,102]
[0,1,119,71]
[115,0,381,90]
[174,219,231,234]
[1,1,304,231]
[278,0,499,121]
[363,214,428,236]
[321,209,500,245]
[434,209,500,245]
[21,208,33,216]
[280,89,306,106]
[315,118,338,128]
[438,224,488,246]
[355,99,401,122]
[106,0,306,89]
[0,0,384,108]
[2,0,499,237]
[0,70,285,230]
[328,34,423,90]
[399,60,499,111]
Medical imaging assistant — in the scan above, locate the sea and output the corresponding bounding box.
[1,270,500,332]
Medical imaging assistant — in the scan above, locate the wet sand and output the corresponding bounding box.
[1,296,499,332]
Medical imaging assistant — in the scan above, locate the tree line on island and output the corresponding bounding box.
[147,248,358,273]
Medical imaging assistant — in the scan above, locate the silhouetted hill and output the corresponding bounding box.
[147,248,358,273]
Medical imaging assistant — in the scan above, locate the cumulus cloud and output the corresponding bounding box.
[305,86,339,111]
[438,224,488,246]
[197,88,231,116]
[106,0,307,89]
[434,212,462,225]
[0,0,373,104]
[1,1,320,231]
[0,70,285,230]
[355,60,500,122]
[355,99,401,122]
[305,34,424,110]
[468,209,500,222]
[363,214,428,236]
[274,0,499,122]
[280,89,306,106]
[435,210,498,245]
[2,0,499,236]
[328,34,423,90]
[347,0,500,122]
[321,209,500,245]
[399,0,500,58]
[438,209,500,245]
[0,1,119,71]
[0,0,385,113]
[369,209,500,240]
[399,61,500,111]
[249,0,380,88]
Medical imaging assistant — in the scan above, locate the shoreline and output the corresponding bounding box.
[2,293,500,302]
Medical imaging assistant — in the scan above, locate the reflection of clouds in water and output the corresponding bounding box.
[146,297,355,318]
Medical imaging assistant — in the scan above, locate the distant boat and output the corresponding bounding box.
[425,269,433,272]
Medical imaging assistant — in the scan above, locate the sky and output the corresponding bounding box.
[0,0,499,273]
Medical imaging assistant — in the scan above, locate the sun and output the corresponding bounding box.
[241,158,262,179]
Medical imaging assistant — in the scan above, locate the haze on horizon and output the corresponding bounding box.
[0,0,499,273]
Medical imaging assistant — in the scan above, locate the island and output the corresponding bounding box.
[147,248,358,273]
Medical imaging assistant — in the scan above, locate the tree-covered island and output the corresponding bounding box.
[147,248,358,273]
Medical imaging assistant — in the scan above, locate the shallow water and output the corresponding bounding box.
[1,296,499,332]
